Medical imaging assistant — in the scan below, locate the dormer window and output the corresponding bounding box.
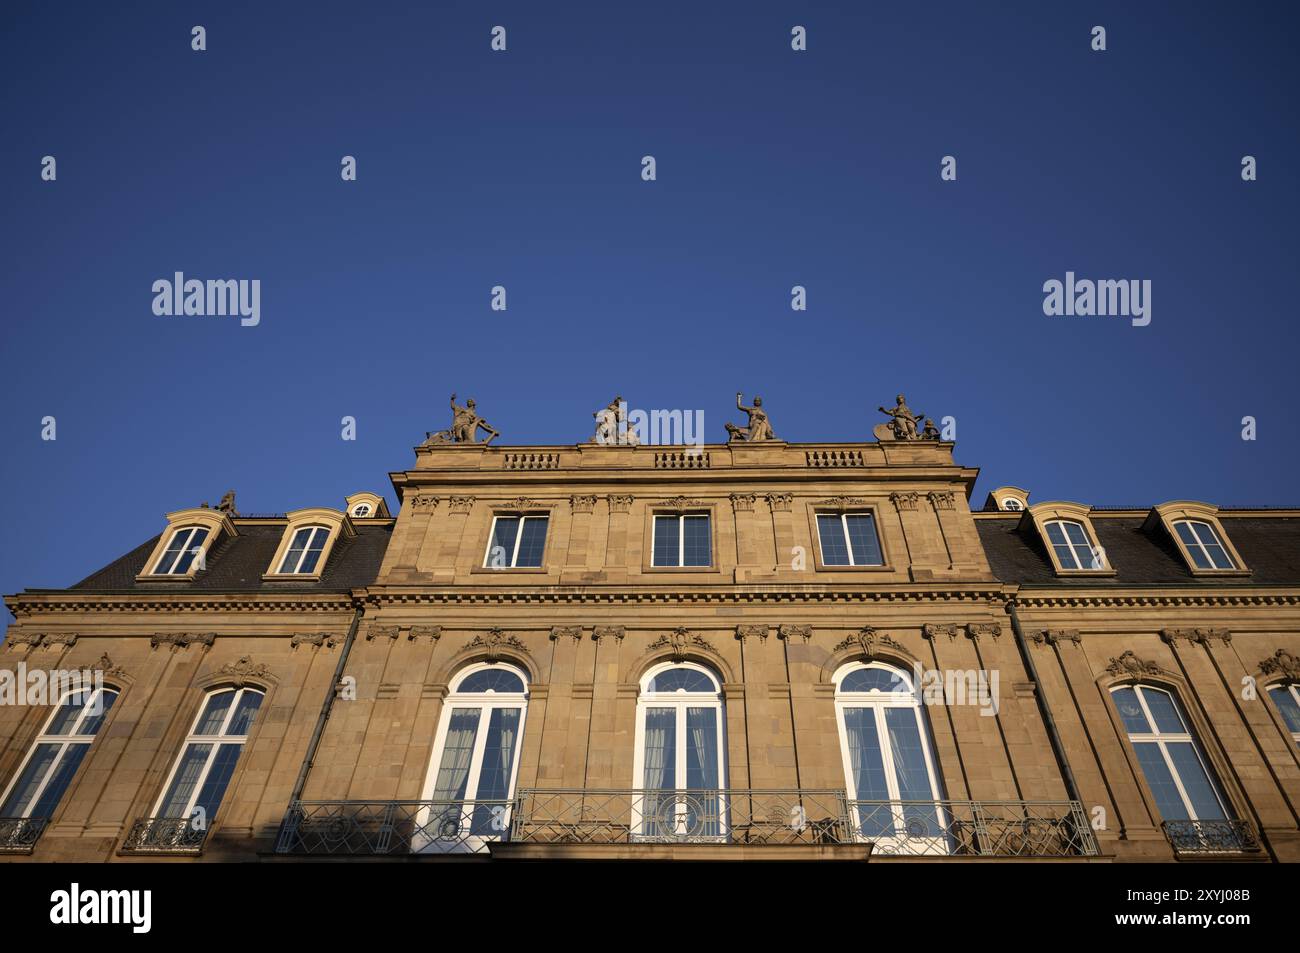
[1172,520,1235,571]
[1043,519,1103,570]
[1002,498,1022,511]
[152,526,209,575]
[277,526,331,575]
[350,503,372,518]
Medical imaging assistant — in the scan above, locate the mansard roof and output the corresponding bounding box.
[977,511,1300,587]
[60,520,392,594]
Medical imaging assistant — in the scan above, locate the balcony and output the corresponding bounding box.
[274,792,1099,859]
[120,817,210,855]
[0,817,48,854]
[1161,819,1261,857]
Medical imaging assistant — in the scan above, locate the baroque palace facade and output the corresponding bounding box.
[2,396,1298,862]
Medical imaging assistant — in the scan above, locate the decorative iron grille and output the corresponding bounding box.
[275,799,513,855]
[0,817,48,854]
[120,816,209,854]
[1162,819,1260,855]
[846,799,1100,857]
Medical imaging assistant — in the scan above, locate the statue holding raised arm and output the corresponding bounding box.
[875,394,923,441]
[423,393,500,446]
[726,392,776,442]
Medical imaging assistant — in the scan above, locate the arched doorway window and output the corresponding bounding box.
[418,662,528,852]
[834,661,945,851]
[633,662,726,840]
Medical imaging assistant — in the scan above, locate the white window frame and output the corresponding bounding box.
[152,526,209,575]
[1111,684,1232,822]
[1001,498,1022,511]
[277,525,332,575]
[632,661,728,840]
[834,661,946,853]
[650,513,712,568]
[482,514,549,568]
[152,687,263,820]
[1266,683,1300,748]
[815,511,884,567]
[0,686,119,819]
[416,662,529,853]
[1173,519,1236,570]
[350,503,372,518]
[1043,518,1104,570]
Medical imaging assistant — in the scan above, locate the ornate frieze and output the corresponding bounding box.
[658,496,705,511]
[646,627,716,660]
[834,627,910,661]
[465,628,528,662]
[217,656,271,685]
[1259,649,1300,679]
[814,496,869,509]
[150,632,215,651]
[1105,650,1167,678]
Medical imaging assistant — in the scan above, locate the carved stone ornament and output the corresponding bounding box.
[1105,650,1167,678]
[1162,627,1231,647]
[466,628,528,662]
[928,491,956,511]
[765,493,793,512]
[890,492,920,512]
[730,493,757,512]
[6,631,44,649]
[291,632,337,649]
[609,495,634,514]
[834,627,910,661]
[151,632,216,651]
[217,655,270,685]
[777,624,812,643]
[725,394,777,442]
[1259,649,1300,680]
[874,394,927,442]
[967,623,1002,641]
[94,653,128,678]
[659,496,705,511]
[646,627,716,661]
[593,626,626,644]
[1032,629,1081,647]
[423,394,500,446]
[923,624,959,642]
[409,625,442,643]
[410,495,440,510]
[366,625,401,642]
[497,497,554,512]
[736,625,768,643]
[570,495,597,514]
[550,626,583,643]
[449,497,475,514]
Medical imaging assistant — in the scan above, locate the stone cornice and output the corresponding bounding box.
[6,592,358,617]
[357,586,1007,607]
[1010,590,1300,609]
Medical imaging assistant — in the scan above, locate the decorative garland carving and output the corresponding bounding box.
[465,628,528,662]
[1259,649,1300,680]
[217,655,271,685]
[1105,650,1167,678]
[645,627,716,660]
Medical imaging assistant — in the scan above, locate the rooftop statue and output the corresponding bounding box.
[216,490,240,516]
[424,393,500,446]
[875,394,924,441]
[592,396,623,444]
[726,392,776,442]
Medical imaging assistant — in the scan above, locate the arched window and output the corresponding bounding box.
[1,686,119,845]
[277,525,332,574]
[1266,683,1300,750]
[834,661,945,851]
[152,526,209,575]
[1001,498,1023,511]
[1110,685,1231,824]
[155,686,263,823]
[633,662,727,840]
[1172,520,1236,570]
[1043,519,1103,570]
[418,662,528,852]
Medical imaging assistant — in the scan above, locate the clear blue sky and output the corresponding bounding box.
[2,1,1297,599]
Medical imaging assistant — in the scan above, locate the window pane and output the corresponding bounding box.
[685,707,719,789]
[226,691,263,736]
[1176,522,1212,569]
[514,517,548,567]
[458,669,525,694]
[844,708,892,837]
[1111,687,1150,734]
[845,514,883,565]
[1132,742,1188,820]
[77,689,118,736]
[885,707,940,834]
[652,516,679,567]
[192,742,243,821]
[1045,522,1068,546]
[195,691,235,735]
[651,668,714,693]
[297,527,329,574]
[46,695,89,736]
[278,528,310,573]
[432,709,480,801]
[682,515,711,567]
[1063,522,1089,546]
[1165,742,1227,820]
[172,528,208,574]
[840,667,910,694]
[159,743,213,817]
[1,743,61,817]
[469,708,521,835]
[31,744,89,819]
[155,529,190,574]
[1268,686,1300,734]
[641,708,676,790]
[818,514,850,566]
[1140,688,1186,734]
[489,517,520,567]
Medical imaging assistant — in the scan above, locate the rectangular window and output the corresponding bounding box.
[652,513,711,567]
[485,515,549,568]
[278,526,330,574]
[816,512,883,566]
[1174,521,1235,570]
[153,527,209,575]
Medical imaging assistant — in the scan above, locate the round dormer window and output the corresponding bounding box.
[351,503,372,518]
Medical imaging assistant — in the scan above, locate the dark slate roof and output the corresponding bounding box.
[61,522,392,593]
[977,515,1300,587]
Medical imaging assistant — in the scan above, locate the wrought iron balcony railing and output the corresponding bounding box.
[0,817,48,854]
[273,793,1100,857]
[120,816,210,854]
[511,789,852,846]
[275,799,514,855]
[1162,819,1261,856]
[846,799,1100,857]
